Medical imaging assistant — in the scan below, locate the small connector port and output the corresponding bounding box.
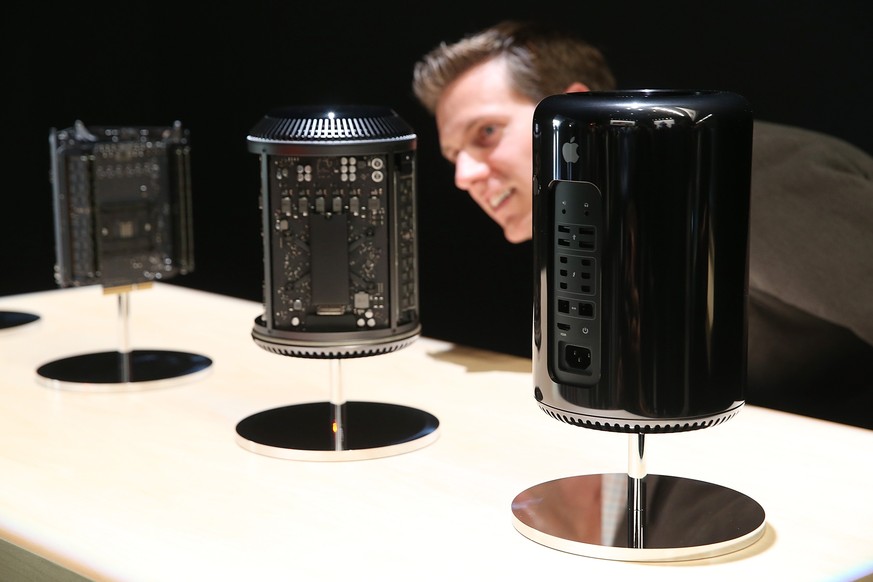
[577,226,596,250]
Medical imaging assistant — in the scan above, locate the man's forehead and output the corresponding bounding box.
[435,60,518,159]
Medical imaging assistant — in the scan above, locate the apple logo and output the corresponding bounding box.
[562,136,580,163]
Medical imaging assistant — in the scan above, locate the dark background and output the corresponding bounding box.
[10,1,872,359]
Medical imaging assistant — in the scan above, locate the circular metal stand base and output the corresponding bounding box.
[236,401,440,461]
[0,311,40,332]
[36,350,213,392]
[512,473,765,561]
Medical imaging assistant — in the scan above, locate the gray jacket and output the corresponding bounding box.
[747,120,873,422]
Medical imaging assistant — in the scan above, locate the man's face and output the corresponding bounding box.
[434,58,536,244]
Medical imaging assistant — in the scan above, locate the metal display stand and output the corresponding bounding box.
[235,358,440,462]
[511,433,766,561]
[0,311,40,332]
[36,286,212,391]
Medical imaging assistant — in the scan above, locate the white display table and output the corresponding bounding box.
[0,284,871,581]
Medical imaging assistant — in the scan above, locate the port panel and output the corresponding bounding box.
[551,180,602,385]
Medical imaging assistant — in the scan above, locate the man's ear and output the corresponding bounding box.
[564,82,590,93]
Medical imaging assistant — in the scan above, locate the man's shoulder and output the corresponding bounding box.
[752,119,873,175]
[754,119,854,145]
[748,118,873,349]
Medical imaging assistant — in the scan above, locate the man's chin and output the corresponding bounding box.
[503,227,533,244]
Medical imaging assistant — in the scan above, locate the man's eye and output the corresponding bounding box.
[477,124,501,145]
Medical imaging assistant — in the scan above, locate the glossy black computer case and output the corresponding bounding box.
[532,90,754,433]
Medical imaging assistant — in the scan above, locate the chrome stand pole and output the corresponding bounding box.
[329,359,346,451]
[117,292,131,383]
[627,432,647,549]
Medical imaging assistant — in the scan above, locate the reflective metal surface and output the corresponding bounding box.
[36,350,213,392]
[0,311,40,332]
[512,472,766,561]
[235,401,440,461]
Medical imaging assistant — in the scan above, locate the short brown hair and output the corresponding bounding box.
[412,20,617,113]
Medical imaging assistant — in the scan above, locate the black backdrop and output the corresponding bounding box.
[10,1,872,357]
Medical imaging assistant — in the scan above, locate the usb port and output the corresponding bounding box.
[578,226,596,251]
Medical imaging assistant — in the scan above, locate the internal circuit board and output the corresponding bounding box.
[265,152,416,333]
[50,122,193,288]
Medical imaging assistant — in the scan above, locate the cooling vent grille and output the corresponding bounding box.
[248,105,415,142]
[538,404,741,434]
[252,335,418,360]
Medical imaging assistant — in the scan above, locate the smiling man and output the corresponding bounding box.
[413,20,614,243]
[433,58,588,243]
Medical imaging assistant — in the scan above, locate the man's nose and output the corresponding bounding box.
[454,150,489,192]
